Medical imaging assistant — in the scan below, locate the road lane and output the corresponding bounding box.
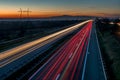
[31,28,84,80]
[29,21,93,80]
[31,30,80,79]
[61,22,92,80]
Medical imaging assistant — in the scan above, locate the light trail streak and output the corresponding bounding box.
[0,20,92,68]
[29,21,93,80]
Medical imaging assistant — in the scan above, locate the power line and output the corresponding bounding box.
[23,8,32,18]
[18,8,32,18]
[18,8,23,18]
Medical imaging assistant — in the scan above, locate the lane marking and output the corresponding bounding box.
[69,53,73,59]
[55,74,60,80]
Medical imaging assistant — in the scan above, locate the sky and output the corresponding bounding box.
[0,0,120,18]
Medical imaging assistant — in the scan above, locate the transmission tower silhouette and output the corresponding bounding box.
[23,8,32,18]
[18,8,32,19]
[18,8,23,19]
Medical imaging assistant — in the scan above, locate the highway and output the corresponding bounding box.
[0,20,90,66]
[0,20,107,80]
[29,21,93,80]
[0,20,92,79]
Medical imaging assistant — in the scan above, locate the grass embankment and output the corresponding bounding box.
[96,19,120,80]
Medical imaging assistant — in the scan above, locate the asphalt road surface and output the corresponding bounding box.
[29,21,93,80]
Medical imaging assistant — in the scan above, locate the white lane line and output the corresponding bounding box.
[55,74,60,80]
[69,53,73,59]
[94,25,107,80]
[81,22,92,80]
[76,43,79,46]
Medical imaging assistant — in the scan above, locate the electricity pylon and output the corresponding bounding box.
[23,8,32,18]
[18,8,23,19]
[18,8,32,19]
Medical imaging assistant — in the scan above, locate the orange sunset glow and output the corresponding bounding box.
[0,11,119,18]
[0,0,119,18]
